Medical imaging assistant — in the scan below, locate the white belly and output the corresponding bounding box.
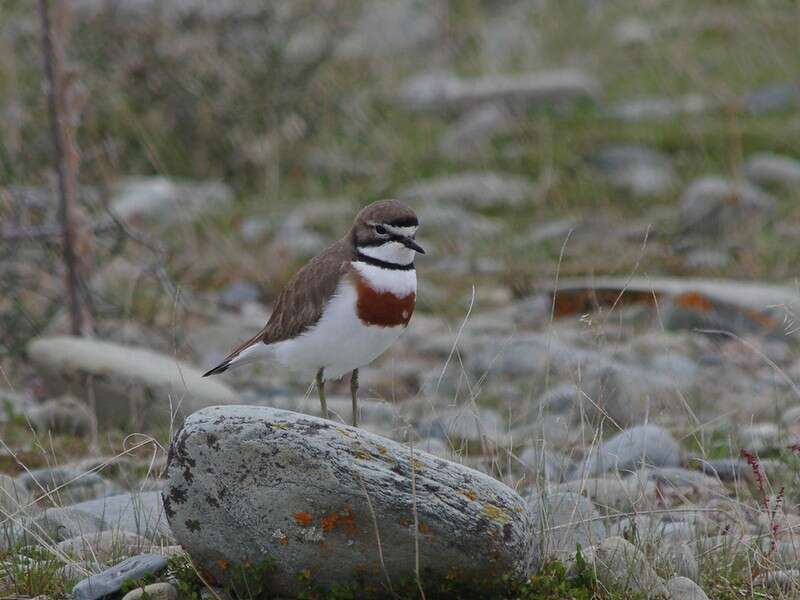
[270,279,408,380]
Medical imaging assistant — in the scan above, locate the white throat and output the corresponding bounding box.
[358,241,415,266]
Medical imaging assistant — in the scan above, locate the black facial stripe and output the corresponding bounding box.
[355,251,415,271]
[388,217,418,227]
[357,235,407,247]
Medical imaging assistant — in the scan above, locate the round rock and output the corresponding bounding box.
[164,405,532,596]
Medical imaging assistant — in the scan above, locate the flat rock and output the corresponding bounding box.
[164,405,532,596]
[70,492,173,542]
[71,554,168,600]
[110,176,233,228]
[581,425,681,476]
[27,336,237,427]
[397,69,599,114]
[398,171,539,209]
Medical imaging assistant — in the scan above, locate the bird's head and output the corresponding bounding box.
[351,199,424,265]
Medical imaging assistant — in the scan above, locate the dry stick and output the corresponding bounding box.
[38,0,84,336]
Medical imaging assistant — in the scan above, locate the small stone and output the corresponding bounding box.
[27,395,95,436]
[71,554,168,600]
[588,144,676,198]
[518,446,575,484]
[697,458,749,482]
[219,281,260,310]
[121,582,178,600]
[581,425,681,476]
[438,103,514,161]
[16,467,113,504]
[611,94,709,122]
[656,542,700,583]
[664,576,709,599]
[529,492,606,567]
[678,176,776,239]
[0,474,30,515]
[397,70,600,114]
[613,17,653,47]
[398,171,538,209]
[753,569,800,590]
[744,152,800,188]
[415,406,509,448]
[571,537,666,598]
[745,83,800,114]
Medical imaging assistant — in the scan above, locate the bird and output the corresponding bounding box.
[202,199,424,427]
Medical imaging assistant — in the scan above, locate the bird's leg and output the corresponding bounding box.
[316,368,328,419]
[350,369,359,427]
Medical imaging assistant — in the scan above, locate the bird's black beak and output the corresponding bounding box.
[402,237,425,254]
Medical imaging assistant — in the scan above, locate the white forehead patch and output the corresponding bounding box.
[384,225,418,237]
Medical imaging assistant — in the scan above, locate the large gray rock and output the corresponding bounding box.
[164,406,532,595]
[581,425,681,476]
[27,336,237,427]
[397,70,600,114]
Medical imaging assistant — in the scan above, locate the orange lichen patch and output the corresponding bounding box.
[376,445,388,454]
[399,516,412,527]
[746,308,777,329]
[410,458,424,470]
[321,507,357,534]
[551,289,658,318]
[418,522,432,534]
[461,489,478,501]
[216,559,229,571]
[293,511,313,526]
[336,427,354,438]
[482,503,511,524]
[675,291,715,313]
[279,536,289,545]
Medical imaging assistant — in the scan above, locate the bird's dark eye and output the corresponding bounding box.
[375,225,387,235]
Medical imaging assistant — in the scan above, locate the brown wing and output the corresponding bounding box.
[204,237,353,376]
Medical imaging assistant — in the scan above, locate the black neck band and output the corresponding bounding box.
[355,251,415,271]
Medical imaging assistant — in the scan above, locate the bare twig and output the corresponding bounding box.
[38,0,92,336]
